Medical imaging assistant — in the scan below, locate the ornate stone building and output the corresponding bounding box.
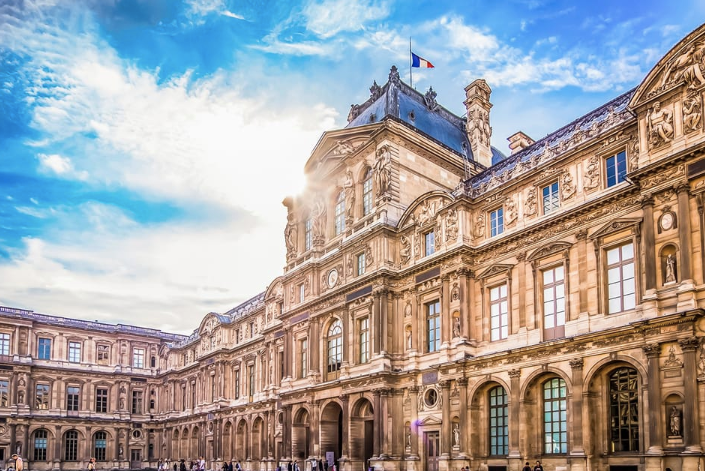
[3,22,705,471]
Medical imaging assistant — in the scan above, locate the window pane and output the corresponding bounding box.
[621,243,634,260]
[607,247,620,265]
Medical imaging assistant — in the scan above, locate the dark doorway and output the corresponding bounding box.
[424,431,440,471]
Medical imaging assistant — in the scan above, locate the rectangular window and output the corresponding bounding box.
[37,338,51,360]
[490,284,509,341]
[359,317,369,363]
[95,387,108,413]
[490,208,504,237]
[97,345,109,363]
[133,348,145,369]
[35,384,50,410]
[249,322,254,338]
[34,429,48,461]
[68,341,81,363]
[335,191,346,235]
[279,351,285,381]
[94,432,107,461]
[300,339,308,378]
[426,301,441,352]
[132,390,143,414]
[542,182,560,214]
[543,378,568,454]
[357,252,366,276]
[0,380,8,407]
[234,369,240,399]
[0,333,9,355]
[606,151,627,188]
[363,173,373,215]
[305,219,313,251]
[234,330,239,345]
[248,365,255,397]
[607,242,636,314]
[67,386,80,411]
[543,266,566,340]
[299,284,305,303]
[424,231,435,257]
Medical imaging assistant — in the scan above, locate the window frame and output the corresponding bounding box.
[357,252,366,276]
[609,367,640,452]
[362,168,374,216]
[234,369,240,399]
[95,387,108,413]
[425,300,441,353]
[94,431,108,461]
[489,207,504,237]
[489,283,509,341]
[68,341,82,363]
[0,379,9,407]
[0,333,10,355]
[133,347,145,369]
[605,150,628,188]
[36,383,50,410]
[37,337,51,360]
[64,430,79,461]
[131,389,143,414]
[541,264,567,341]
[66,385,80,411]
[304,218,313,251]
[248,364,255,398]
[326,319,343,381]
[424,231,435,257]
[334,189,346,236]
[359,316,369,364]
[542,181,560,215]
[488,385,508,457]
[605,241,636,315]
[299,338,308,378]
[96,344,110,364]
[33,429,48,461]
[542,377,568,454]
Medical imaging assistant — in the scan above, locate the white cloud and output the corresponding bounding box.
[37,153,89,180]
[302,0,391,39]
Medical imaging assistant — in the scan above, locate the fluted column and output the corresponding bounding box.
[441,276,451,344]
[409,386,420,457]
[267,410,275,459]
[575,230,589,313]
[391,389,404,456]
[639,196,656,290]
[458,269,469,339]
[643,343,663,454]
[676,183,693,281]
[380,290,389,354]
[283,405,292,460]
[457,378,469,456]
[372,390,381,457]
[679,338,702,451]
[508,370,521,458]
[516,253,527,328]
[569,359,585,455]
[380,389,390,458]
[440,381,451,456]
[373,292,381,355]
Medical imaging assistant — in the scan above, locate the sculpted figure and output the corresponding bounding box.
[524,188,537,216]
[584,156,600,190]
[661,43,705,89]
[453,317,461,338]
[374,146,392,196]
[400,235,411,265]
[665,253,676,283]
[343,170,355,221]
[647,101,674,147]
[453,423,460,447]
[445,209,458,242]
[311,196,327,243]
[505,198,518,226]
[284,213,297,259]
[669,406,682,436]
[683,94,702,134]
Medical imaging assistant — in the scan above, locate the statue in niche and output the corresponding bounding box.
[473,213,485,240]
[683,93,702,134]
[669,406,682,436]
[311,196,327,243]
[406,327,413,350]
[647,101,674,147]
[344,170,355,222]
[453,317,461,338]
[374,146,392,196]
[452,423,460,447]
[665,253,677,283]
[406,428,412,448]
[284,213,297,259]
[445,209,458,242]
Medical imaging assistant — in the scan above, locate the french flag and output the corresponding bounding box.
[411,52,434,68]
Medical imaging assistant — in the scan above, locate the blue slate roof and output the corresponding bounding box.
[465,88,636,197]
[346,66,506,163]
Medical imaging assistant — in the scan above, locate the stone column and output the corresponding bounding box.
[54,425,62,463]
[457,378,469,456]
[458,269,470,339]
[441,276,451,344]
[340,395,350,459]
[679,338,702,451]
[380,290,389,355]
[569,359,585,455]
[643,343,663,454]
[380,389,390,458]
[508,370,521,458]
[311,401,321,457]
[676,183,693,281]
[516,253,527,328]
[391,389,404,457]
[372,292,381,355]
[641,196,657,290]
[697,194,705,282]
[283,405,292,460]
[372,390,381,457]
[284,327,292,379]
[409,386,420,457]
[310,320,320,374]
[439,381,451,457]
[268,410,275,459]
[575,230,588,313]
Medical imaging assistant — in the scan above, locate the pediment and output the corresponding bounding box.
[304,125,378,175]
[398,190,455,229]
[527,241,573,261]
[477,263,514,280]
[630,23,705,109]
[589,218,642,240]
[420,415,443,425]
[265,277,284,300]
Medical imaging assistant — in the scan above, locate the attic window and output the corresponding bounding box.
[409,111,415,121]
[369,114,376,123]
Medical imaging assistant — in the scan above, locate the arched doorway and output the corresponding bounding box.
[252,417,265,462]
[320,402,343,469]
[191,426,200,458]
[351,398,374,471]
[222,422,232,460]
[235,420,248,461]
[293,408,310,460]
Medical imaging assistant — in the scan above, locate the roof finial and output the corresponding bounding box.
[389,65,400,85]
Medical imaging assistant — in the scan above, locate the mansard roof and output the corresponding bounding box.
[346,66,506,163]
[0,305,186,341]
[464,88,636,197]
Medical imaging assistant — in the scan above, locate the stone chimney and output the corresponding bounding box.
[507,131,535,155]
[464,79,493,168]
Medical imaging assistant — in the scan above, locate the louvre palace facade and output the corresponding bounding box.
[5,21,705,471]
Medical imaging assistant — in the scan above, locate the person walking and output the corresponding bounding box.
[11,454,23,471]
[88,458,96,471]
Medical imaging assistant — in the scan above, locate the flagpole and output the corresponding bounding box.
[409,37,413,88]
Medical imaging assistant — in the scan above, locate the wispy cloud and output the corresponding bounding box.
[302,0,391,39]
[37,153,89,180]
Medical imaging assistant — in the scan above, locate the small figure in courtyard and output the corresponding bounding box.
[522,462,532,471]
[533,461,544,471]
[88,457,96,471]
[11,454,23,471]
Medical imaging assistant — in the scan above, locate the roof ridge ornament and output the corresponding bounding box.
[389,65,401,86]
[370,80,383,100]
[424,86,438,111]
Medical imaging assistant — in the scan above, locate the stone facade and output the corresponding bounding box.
[3,22,705,471]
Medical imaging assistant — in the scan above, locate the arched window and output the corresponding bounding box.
[150,355,156,368]
[609,367,639,452]
[33,429,48,461]
[64,430,79,461]
[326,319,343,380]
[93,431,107,461]
[489,386,508,456]
[362,168,374,216]
[543,378,567,454]
[335,190,345,235]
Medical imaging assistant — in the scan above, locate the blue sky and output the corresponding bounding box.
[1,0,703,333]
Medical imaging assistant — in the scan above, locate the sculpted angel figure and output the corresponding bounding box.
[400,235,411,264]
[683,94,702,133]
[311,196,327,242]
[647,101,674,146]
